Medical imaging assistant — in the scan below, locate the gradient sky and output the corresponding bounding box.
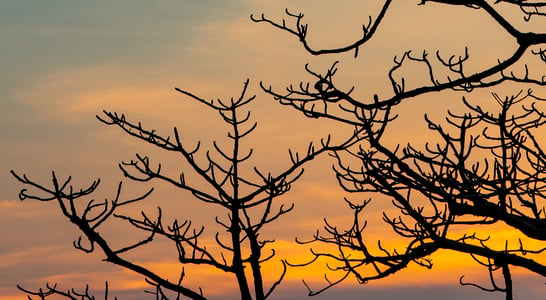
[1,1,545,299]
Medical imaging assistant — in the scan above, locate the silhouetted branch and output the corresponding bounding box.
[254,1,546,296]
[17,282,115,300]
[13,78,359,300]
[292,90,546,297]
[251,1,392,57]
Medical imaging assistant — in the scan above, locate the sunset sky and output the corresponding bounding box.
[1,1,545,299]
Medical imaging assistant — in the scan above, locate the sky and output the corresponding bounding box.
[1,1,545,299]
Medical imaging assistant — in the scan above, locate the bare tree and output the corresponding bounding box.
[12,0,546,299]
[254,0,546,299]
[16,282,116,300]
[11,80,357,300]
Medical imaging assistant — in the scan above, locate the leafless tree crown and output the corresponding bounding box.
[12,80,357,299]
[12,0,546,299]
[253,1,546,299]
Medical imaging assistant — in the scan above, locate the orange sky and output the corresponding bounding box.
[1,1,545,299]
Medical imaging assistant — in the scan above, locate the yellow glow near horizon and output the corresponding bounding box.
[3,1,546,299]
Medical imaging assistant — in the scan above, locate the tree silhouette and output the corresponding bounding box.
[12,1,546,299]
[11,80,357,299]
[253,0,546,299]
